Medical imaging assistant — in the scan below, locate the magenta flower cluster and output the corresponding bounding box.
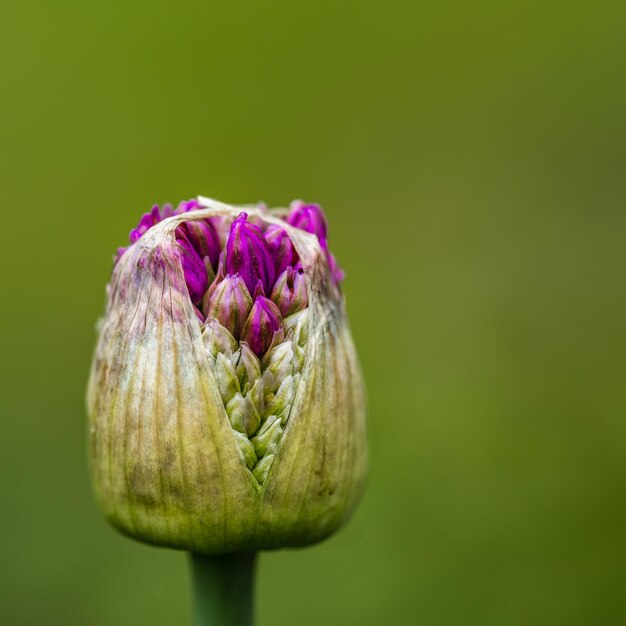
[117,200,343,357]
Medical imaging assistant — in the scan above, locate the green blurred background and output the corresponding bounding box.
[1,1,625,624]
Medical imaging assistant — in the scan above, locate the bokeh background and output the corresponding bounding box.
[2,1,626,624]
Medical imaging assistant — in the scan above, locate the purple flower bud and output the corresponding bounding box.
[270,267,308,317]
[241,296,284,357]
[176,199,200,213]
[128,200,198,246]
[177,219,221,270]
[176,229,208,305]
[287,201,344,284]
[203,274,253,339]
[287,201,328,241]
[225,213,276,296]
[129,205,163,243]
[265,224,298,275]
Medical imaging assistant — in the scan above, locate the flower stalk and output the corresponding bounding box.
[190,551,256,626]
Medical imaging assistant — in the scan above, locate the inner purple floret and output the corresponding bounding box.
[225,213,276,297]
[119,199,343,356]
[287,202,344,283]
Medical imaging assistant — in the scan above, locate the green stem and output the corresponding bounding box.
[189,552,257,626]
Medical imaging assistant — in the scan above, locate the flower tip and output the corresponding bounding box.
[226,212,276,297]
[287,201,328,241]
[241,296,284,357]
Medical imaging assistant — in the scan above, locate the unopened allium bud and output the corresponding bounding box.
[271,267,308,317]
[241,296,284,357]
[265,224,298,275]
[176,228,209,305]
[225,212,275,296]
[87,197,367,554]
[286,201,328,241]
[287,201,345,284]
[203,274,253,338]
[177,219,221,271]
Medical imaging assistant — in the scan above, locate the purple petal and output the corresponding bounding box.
[177,219,221,270]
[225,212,276,296]
[176,230,208,304]
[265,224,298,275]
[286,201,344,285]
[287,201,328,241]
[176,199,200,214]
[129,204,162,243]
[241,296,284,357]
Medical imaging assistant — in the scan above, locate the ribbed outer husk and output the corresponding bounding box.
[87,202,367,554]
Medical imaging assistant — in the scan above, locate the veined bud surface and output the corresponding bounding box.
[88,196,367,554]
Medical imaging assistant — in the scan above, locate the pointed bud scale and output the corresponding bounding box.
[88,199,366,555]
[241,296,284,357]
[265,224,298,275]
[264,374,299,422]
[284,308,310,347]
[236,343,262,389]
[203,274,253,338]
[252,453,276,484]
[233,431,258,470]
[248,378,267,416]
[214,352,241,404]
[226,392,262,437]
[225,212,276,296]
[202,317,239,359]
[262,341,299,382]
[251,418,283,459]
[271,267,308,317]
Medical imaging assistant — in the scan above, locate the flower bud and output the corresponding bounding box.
[287,201,345,284]
[202,274,253,338]
[175,228,208,305]
[240,296,284,358]
[87,199,367,555]
[271,267,308,317]
[177,219,221,271]
[129,204,170,243]
[265,224,298,275]
[287,200,328,237]
[225,212,275,296]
